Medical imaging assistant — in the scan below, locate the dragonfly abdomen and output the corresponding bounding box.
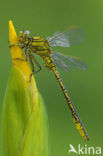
[53,69,89,141]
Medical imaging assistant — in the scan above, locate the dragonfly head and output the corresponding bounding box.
[24,30,30,35]
[18,30,30,43]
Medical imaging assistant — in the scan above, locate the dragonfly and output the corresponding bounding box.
[10,26,89,141]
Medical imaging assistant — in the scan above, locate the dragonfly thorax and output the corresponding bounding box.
[18,31,50,52]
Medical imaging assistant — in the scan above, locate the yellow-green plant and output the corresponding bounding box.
[2,21,49,156]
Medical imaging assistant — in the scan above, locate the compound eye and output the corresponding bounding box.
[19,31,23,37]
[24,30,30,35]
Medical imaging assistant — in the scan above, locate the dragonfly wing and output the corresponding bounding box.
[52,52,88,71]
[52,52,70,71]
[48,27,84,47]
[48,31,70,47]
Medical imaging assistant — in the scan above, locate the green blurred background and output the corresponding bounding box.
[0,0,103,155]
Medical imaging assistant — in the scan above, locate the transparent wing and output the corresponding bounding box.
[47,26,84,47]
[52,52,88,71]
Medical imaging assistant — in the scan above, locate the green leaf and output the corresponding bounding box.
[2,66,49,156]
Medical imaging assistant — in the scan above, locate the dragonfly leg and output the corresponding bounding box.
[9,43,22,47]
[13,48,28,61]
[24,47,28,61]
[30,54,41,73]
[9,43,26,50]
[28,51,35,77]
[28,50,41,81]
